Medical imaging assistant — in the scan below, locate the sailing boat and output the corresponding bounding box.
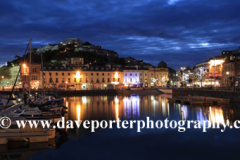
[30,52,63,107]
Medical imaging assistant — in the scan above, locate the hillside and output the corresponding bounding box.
[9,44,126,67]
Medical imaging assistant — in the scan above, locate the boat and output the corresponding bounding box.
[0,99,15,109]
[31,96,63,107]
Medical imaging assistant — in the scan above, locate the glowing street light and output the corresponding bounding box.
[226,71,229,90]
[114,72,119,77]
[22,64,26,67]
[75,71,81,79]
[1,76,4,79]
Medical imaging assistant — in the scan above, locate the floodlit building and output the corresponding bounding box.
[40,65,124,90]
[36,44,59,54]
[20,63,41,90]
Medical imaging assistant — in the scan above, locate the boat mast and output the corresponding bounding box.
[41,52,45,98]
[29,38,32,98]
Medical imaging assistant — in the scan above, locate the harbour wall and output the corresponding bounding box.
[0,89,162,97]
[172,89,240,101]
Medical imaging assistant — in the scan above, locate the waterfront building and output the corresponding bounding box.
[123,67,148,87]
[222,59,240,87]
[123,64,169,87]
[40,64,124,90]
[148,68,168,87]
[158,61,177,86]
[20,63,41,90]
[206,57,224,87]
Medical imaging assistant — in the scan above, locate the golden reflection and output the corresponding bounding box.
[162,99,166,117]
[209,107,225,125]
[115,97,119,104]
[77,105,81,123]
[82,96,87,104]
[115,103,119,120]
[66,101,68,107]
[115,96,119,120]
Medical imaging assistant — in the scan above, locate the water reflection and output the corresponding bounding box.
[64,95,171,122]
[64,95,240,137]
[123,96,140,119]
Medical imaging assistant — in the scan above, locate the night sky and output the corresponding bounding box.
[1,0,240,69]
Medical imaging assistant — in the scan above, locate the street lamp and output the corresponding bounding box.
[1,76,4,79]
[226,71,229,90]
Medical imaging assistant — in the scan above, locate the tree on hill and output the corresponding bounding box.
[0,66,11,83]
[83,42,92,45]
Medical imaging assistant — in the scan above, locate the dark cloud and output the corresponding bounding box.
[1,0,240,68]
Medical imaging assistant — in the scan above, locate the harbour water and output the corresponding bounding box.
[7,94,240,159]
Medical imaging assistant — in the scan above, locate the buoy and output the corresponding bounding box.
[204,97,207,101]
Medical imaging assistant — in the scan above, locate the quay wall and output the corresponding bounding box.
[172,89,240,101]
[0,89,162,97]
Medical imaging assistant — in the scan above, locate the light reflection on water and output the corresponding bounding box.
[64,95,170,123]
[23,95,240,160]
[64,95,239,131]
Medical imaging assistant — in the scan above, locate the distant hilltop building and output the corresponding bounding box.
[61,38,82,46]
[33,38,118,59]
[35,38,82,54]
[36,44,60,54]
